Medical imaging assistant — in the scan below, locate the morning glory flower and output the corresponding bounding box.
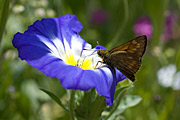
[12,14,126,106]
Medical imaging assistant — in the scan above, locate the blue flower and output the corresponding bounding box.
[12,14,126,106]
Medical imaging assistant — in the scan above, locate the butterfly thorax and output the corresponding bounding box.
[97,50,113,67]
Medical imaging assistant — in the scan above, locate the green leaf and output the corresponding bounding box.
[89,96,106,120]
[75,91,91,119]
[114,84,133,99]
[108,95,142,120]
[119,95,142,110]
[104,84,131,120]
[40,88,69,112]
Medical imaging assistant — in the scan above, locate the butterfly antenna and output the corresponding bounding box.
[97,41,99,45]
[83,47,97,55]
[97,41,103,50]
[83,48,96,51]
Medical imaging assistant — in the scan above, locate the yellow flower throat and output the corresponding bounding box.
[64,52,94,70]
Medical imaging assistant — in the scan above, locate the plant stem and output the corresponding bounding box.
[70,90,76,120]
[0,0,10,56]
[0,0,10,45]
[108,0,129,48]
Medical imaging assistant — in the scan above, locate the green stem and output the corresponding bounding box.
[0,0,10,56]
[70,90,75,120]
[0,0,10,45]
[105,90,127,120]
[108,0,129,48]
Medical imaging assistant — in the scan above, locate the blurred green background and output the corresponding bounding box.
[0,0,180,120]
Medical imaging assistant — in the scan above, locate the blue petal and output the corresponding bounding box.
[100,66,126,106]
[57,15,83,47]
[95,45,109,50]
[25,18,58,39]
[39,60,119,106]
[12,14,126,106]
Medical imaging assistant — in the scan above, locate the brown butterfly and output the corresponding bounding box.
[97,35,147,82]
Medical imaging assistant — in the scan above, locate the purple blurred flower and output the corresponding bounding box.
[12,15,126,106]
[90,9,108,25]
[160,12,178,43]
[133,16,153,40]
[8,85,15,92]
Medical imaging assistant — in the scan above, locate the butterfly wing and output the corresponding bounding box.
[109,35,147,57]
[109,35,147,81]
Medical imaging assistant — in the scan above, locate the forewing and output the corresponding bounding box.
[109,35,147,81]
[109,35,147,58]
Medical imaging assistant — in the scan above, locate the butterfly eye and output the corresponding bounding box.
[97,51,102,56]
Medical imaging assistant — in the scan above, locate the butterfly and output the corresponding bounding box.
[97,35,147,82]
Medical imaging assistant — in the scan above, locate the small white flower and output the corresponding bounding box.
[157,64,180,90]
[157,64,176,87]
[172,71,180,90]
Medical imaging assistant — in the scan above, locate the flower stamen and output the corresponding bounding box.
[64,51,94,70]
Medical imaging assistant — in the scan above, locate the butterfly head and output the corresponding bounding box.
[97,50,103,57]
[97,50,109,58]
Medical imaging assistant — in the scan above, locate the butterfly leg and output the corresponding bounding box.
[95,61,103,69]
[110,66,117,84]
